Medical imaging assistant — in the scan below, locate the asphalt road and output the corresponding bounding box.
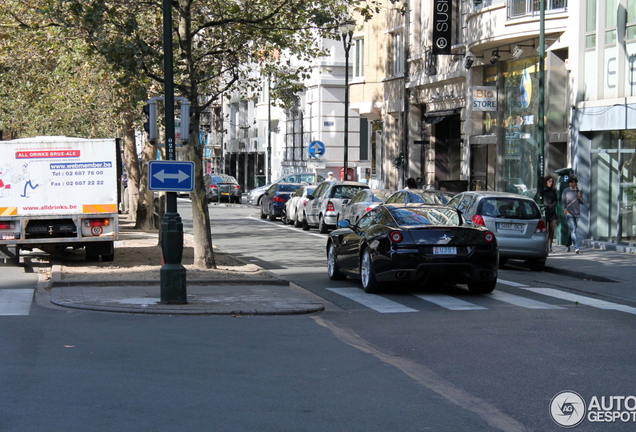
[198,202,636,432]
[1,200,635,431]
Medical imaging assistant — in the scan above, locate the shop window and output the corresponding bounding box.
[605,0,617,46]
[586,0,597,49]
[392,31,403,76]
[353,38,364,78]
[628,0,636,40]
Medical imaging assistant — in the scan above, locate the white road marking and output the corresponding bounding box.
[520,288,636,315]
[413,294,487,310]
[497,279,530,288]
[0,289,34,316]
[489,291,565,309]
[327,288,418,313]
[246,217,325,238]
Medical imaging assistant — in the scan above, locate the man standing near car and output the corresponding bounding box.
[561,175,585,253]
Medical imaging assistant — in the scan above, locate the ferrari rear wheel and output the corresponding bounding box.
[467,280,497,294]
[361,248,381,293]
[327,242,346,280]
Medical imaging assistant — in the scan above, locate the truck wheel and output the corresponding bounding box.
[101,253,115,262]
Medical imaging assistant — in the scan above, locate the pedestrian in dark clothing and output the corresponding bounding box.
[561,174,585,253]
[405,178,417,189]
[542,175,558,253]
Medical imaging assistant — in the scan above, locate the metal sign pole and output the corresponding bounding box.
[160,0,186,303]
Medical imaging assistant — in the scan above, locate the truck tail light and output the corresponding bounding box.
[85,218,110,227]
[0,221,15,230]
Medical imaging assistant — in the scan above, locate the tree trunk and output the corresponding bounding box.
[189,125,216,268]
[135,137,159,230]
[122,110,140,222]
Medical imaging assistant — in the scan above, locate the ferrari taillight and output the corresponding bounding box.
[483,231,495,243]
[389,231,403,243]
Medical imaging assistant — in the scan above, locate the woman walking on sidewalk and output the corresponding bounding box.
[561,175,585,253]
[542,175,558,253]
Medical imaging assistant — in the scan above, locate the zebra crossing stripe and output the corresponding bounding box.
[327,288,418,313]
[521,288,636,315]
[413,294,487,310]
[497,279,530,288]
[489,291,565,309]
[0,289,34,316]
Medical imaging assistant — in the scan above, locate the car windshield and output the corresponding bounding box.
[278,184,302,192]
[479,198,541,220]
[391,207,461,226]
[331,185,367,199]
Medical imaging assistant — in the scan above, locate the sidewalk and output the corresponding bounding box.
[44,232,635,315]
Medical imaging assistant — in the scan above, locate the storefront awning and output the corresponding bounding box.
[424,109,458,124]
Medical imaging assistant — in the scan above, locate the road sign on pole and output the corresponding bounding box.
[149,160,194,192]
[308,141,326,158]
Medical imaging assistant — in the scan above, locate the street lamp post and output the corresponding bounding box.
[160,0,186,303]
[340,20,355,181]
[537,0,546,205]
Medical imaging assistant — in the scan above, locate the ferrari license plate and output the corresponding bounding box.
[433,246,457,255]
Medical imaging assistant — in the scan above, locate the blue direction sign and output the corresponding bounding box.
[148,160,195,192]
[308,140,326,158]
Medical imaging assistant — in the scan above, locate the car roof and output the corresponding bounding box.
[322,180,369,187]
[457,190,534,200]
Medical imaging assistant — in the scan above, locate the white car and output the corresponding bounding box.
[304,181,370,233]
[282,185,315,227]
[247,172,324,206]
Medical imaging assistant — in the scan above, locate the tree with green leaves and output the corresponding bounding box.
[7,0,379,267]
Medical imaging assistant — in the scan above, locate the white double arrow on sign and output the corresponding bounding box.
[152,169,190,183]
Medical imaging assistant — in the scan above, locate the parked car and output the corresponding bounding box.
[247,172,324,206]
[304,181,370,233]
[385,189,449,205]
[260,183,303,221]
[447,190,548,271]
[340,189,394,225]
[326,203,499,294]
[205,174,242,203]
[282,185,315,226]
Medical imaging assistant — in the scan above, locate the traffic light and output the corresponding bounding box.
[143,100,158,143]
[180,99,191,144]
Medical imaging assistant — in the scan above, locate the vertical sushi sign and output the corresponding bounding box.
[432,0,452,55]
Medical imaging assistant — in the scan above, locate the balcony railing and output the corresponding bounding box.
[507,0,567,19]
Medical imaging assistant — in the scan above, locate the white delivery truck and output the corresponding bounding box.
[0,136,119,262]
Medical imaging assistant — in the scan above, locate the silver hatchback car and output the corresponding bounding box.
[447,191,548,271]
[304,181,370,233]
